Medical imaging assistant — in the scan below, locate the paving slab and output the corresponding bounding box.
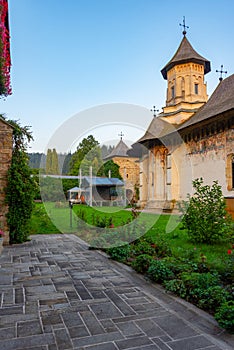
[0,234,233,350]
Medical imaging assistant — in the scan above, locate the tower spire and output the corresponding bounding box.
[179,16,189,36]
[160,21,210,125]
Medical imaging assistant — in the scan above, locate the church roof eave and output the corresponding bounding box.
[137,117,179,144]
[177,73,234,131]
[139,74,234,144]
[103,139,130,160]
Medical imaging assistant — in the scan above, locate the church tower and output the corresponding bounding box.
[160,27,211,124]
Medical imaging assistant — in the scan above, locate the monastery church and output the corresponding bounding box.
[104,134,140,201]
[137,29,234,216]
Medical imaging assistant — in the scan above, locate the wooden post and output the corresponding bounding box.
[89,166,92,207]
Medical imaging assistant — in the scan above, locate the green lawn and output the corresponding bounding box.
[30,203,60,234]
[29,202,234,332]
[30,202,232,270]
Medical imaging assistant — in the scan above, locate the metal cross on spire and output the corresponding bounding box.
[150,106,159,117]
[216,65,227,82]
[118,131,124,140]
[179,16,189,36]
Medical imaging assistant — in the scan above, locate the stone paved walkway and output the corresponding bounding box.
[0,234,233,350]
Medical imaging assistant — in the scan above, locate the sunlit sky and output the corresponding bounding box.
[1,0,234,152]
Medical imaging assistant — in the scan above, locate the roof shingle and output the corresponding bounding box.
[103,139,130,160]
[161,35,211,79]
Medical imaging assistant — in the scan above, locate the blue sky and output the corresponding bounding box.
[1,0,234,152]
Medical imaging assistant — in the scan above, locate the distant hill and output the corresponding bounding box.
[28,144,114,175]
[28,152,45,169]
[28,152,72,175]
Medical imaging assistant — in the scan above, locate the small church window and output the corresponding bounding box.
[194,83,199,94]
[226,154,234,191]
[171,86,175,99]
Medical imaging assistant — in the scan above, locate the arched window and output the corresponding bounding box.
[171,86,175,99]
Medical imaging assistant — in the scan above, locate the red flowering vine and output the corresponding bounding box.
[0,0,11,97]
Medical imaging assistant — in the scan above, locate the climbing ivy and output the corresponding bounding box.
[5,119,35,243]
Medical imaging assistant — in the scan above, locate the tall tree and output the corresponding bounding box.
[51,148,59,174]
[62,152,72,174]
[45,148,59,174]
[69,135,103,176]
[45,149,52,174]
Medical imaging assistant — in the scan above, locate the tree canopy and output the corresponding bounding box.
[98,160,122,179]
[69,135,103,176]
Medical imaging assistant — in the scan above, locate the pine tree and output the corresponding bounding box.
[51,148,59,174]
[45,148,59,174]
[46,149,52,174]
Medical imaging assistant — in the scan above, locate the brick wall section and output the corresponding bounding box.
[112,156,140,190]
[0,119,13,245]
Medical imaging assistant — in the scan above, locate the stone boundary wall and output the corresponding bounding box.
[0,119,13,245]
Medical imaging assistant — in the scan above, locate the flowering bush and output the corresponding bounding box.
[0,0,11,97]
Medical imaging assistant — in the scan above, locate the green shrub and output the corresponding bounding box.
[180,272,219,289]
[107,243,130,262]
[131,254,154,274]
[94,215,108,228]
[154,235,172,257]
[229,222,234,242]
[180,272,220,303]
[165,273,226,309]
[218,254,234,285]
[173,247,198,261]
[76,209,88,229]
[164,279,187,298]
[101,232,119,245]
[198,286,230,312]
[163,258,196,275]
[215,301,234,333]
[130,239,155,257]
[130,235,172,258]
[147,260,174,283]
[77,209,87,222]
[180,178,232,244]
[89,236,107,249]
